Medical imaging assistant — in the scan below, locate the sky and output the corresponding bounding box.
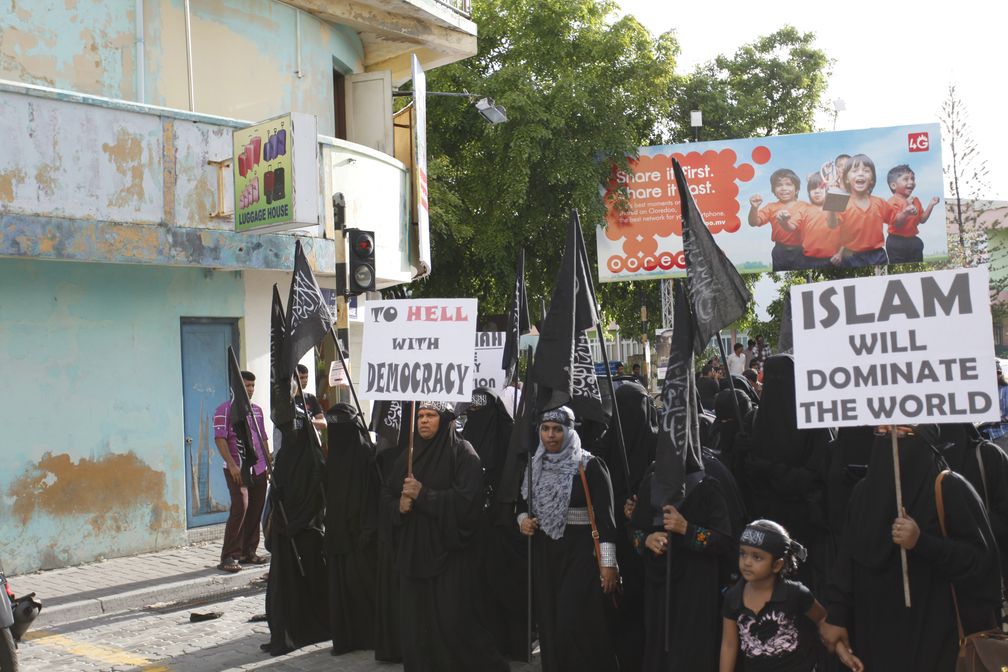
[615,0,1005,201]
[615,0,1006,320]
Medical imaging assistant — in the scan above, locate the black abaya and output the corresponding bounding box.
[324,403,379,654]
[381,407,509,672]
[463,390,528,661]
[629,470,734,672]
[519,456,620,672]
[265,422,330,655]
[824,434,1001,671]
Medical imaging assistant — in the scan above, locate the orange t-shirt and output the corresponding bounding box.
[838,196,893,252]
[887,195,924,237]
[796,204,841,258]
[758,201,804,246]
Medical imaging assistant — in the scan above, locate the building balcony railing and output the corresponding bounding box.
[434,0,472,18]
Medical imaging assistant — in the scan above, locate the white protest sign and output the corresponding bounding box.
[328,361,348,386]
[474,331,508,391]
[360,299,477,402]
[791,267,999,429]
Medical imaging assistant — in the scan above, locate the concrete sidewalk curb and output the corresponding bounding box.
[35,568,267,629]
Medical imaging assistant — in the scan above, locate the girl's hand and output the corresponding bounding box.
[892,507,920,550]
[819,621,851,654]
[600,567,618,594]
[836,640,864,672]
[645,532,669,555]
[749,194,763,208]
[623,495,637,520]
[519,516,539,537]
[662,505,688,535]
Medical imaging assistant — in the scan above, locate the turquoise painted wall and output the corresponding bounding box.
[0,258,245,573]
[0,0,137,100]
[0,0,364,131]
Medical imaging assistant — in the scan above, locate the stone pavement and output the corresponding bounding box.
[10,541,267,628]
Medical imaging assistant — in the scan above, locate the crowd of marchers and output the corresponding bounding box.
[214,351,1008,672]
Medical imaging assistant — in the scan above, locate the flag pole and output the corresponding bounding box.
[592,323,631,486]
[407,401,417,478]
[245,411,306,577]
[892,429,912,607]
[229,346,305,577]
[523,345,535,665]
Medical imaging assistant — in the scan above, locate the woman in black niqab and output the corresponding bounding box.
[744,354,832,591]
[324,403,379,654]
[265,421,329,655]
[380,401,509,672]
[822,429,1001,671]
[462,389,528,661]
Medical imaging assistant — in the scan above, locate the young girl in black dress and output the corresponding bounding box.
[719,519,863,672]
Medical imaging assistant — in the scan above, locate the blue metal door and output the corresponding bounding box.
[181,320,238,528]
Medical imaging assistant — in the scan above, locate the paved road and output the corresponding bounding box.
[18,586,542,671]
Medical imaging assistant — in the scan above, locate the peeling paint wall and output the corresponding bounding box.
[0,258,245,574]
[0,0,137,100]
[0,0,364,131]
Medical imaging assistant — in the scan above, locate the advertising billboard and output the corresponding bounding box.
[597,124,945,282]
[233,112,319,233]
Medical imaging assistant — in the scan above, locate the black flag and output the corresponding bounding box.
[532,211,601,412]
[285,239,333,371]
[673,159,751,354]
[502,250,531,383]
[651,281,702,513]
[778,294,794,354]
[270,284,294,427]
[227,345,259,487]
[370,399,405,446]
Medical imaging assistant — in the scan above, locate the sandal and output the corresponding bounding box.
[218,558,242,573]
[241,553,270,565]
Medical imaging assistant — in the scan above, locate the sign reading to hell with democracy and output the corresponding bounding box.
[791,267,999,429]
[360,299,477,402]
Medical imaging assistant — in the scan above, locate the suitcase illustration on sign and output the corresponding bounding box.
[264,170,274,205]
[272,167,284,201]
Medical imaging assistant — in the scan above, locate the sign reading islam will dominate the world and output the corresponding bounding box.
[360,299,477,402]
[791,267,999,429]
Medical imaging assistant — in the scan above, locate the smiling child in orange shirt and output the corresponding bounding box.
[884,164,939,264]
[827,154,895,268]
[748,168,806,271]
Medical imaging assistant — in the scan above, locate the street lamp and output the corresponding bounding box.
[832,98,846,131]
[392,89,507,124]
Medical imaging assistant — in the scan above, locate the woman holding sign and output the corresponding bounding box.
[820,425,1000,670]
[381,401,508,672]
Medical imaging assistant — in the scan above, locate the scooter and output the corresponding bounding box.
[0,564,43,672]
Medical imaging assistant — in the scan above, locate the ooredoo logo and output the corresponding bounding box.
[607,250,685,274]
[908,132,929,152]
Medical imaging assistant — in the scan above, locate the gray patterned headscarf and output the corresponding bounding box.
[521,407,591,540]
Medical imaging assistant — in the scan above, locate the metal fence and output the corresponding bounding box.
[434,0,472,17]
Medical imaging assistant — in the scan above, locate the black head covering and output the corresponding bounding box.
[272,421,326,535]
[324,403,377,555]
[719,374,760,406]
[461,387,513,493]
[751,354,802,463]
[597,381,658,500]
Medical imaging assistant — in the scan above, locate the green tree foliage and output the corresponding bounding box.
[412,5,831,336]
[670,26,831,142]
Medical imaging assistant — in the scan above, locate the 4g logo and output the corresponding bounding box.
[908,132,930,152]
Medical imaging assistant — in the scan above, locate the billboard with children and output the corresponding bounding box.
[596,124,946,282]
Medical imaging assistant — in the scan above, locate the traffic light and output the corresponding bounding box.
[347,228,375,294]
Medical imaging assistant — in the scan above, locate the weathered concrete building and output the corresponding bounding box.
[0,0,476,573]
